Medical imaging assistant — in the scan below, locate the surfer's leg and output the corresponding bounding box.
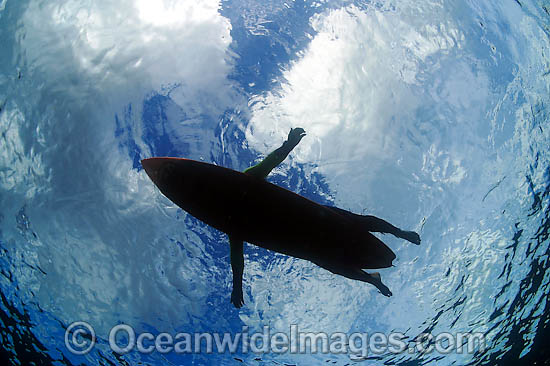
[323,205,420,245]
[363,272,393,297]
[229,236,245,308]
[363,215,421,245]
[315,262,392,297]
[348,270,392,297]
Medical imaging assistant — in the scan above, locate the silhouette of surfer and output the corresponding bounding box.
[141,128,421,308]
[229,128,420,308]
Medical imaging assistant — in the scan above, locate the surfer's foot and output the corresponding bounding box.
[231,287,244,308]
[367,272,393,297]
[399,230,421,245]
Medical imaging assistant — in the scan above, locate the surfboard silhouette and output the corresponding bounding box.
[142,157,397,269]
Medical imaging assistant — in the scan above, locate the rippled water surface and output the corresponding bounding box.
[1,0,549,365]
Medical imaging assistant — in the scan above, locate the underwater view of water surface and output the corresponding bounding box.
[1,0,550,365]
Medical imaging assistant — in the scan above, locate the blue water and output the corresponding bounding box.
[1,0,549,365]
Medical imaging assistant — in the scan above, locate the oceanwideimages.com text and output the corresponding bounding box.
[65,322,485,357]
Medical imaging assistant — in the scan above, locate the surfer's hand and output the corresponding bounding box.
[231,287,244,308]
[287,127,306,147]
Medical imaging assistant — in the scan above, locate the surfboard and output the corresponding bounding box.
[141,157,395,269]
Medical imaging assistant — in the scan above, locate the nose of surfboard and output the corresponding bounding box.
[141,157,187,196]
[141,158,164,184]
[141,157,199,211]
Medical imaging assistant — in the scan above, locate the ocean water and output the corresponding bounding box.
[1,0,549,365]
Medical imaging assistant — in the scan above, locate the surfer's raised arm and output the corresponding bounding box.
[243,127,306,179]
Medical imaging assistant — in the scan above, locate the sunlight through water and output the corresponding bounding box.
[0,0,549,365]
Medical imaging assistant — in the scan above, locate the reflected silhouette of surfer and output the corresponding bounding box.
[141,128,420,309]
